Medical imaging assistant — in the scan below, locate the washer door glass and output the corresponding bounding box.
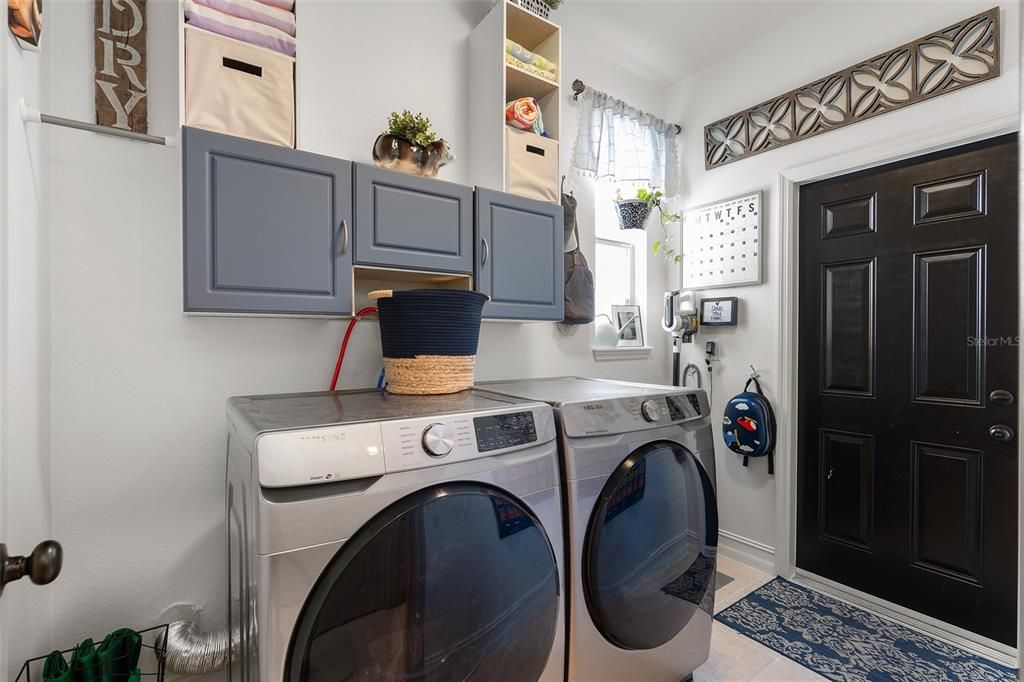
[584,440,718,650]
[286,483,560,682]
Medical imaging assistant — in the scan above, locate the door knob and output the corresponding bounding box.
[988,424,1015,442]
[989,389,1015,407]
[0,540,62,596]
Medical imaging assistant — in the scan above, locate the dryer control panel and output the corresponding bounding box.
[256,404,556,487]
[559,389,710,438]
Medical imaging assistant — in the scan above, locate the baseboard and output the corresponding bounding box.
[718,530,776,574]
[793,568,1018,669]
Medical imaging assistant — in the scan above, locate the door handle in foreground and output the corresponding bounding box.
[339,219,350,255]
[481,238,490,266]
[0,540,62,597]
[989,424,1015,442]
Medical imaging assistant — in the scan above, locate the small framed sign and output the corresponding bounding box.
[700,297,738,326]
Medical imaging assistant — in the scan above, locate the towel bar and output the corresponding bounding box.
[20,98,176,147]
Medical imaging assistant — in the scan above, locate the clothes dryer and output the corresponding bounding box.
[481,378,718,682]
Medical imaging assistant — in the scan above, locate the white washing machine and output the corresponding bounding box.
[481,378,718,682]
[225,388,566,682]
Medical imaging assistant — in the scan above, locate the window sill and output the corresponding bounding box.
[592,346,655,361]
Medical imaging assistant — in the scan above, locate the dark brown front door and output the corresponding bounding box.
[797,134,1018,646]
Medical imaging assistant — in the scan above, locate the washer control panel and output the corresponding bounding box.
[473,411,538,452]
[256,405,556,487]
[379,405,555,475]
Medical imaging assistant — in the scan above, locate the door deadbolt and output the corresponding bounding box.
[988,424,1015,442]
[989,389,1015,407]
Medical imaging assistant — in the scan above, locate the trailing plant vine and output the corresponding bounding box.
[631,187,682,264]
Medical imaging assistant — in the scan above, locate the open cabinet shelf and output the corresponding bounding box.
[469,1,561,201]
[505,62,559,99]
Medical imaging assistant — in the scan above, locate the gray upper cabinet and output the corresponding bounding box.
[183,127,353,315]
[475,188,563,320]
[353,163,473,273]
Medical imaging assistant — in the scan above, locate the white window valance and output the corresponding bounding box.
[570,88,681,197]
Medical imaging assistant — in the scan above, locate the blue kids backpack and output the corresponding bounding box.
[722,376,776,475]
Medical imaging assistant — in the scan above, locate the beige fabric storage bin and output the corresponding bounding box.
[505,128,559,202]
[185,26,295,148]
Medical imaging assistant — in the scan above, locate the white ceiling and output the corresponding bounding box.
[555,1,824,85]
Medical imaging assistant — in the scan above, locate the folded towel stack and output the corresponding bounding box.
[185,0,296,57]
[505,38,558,83]
[505,97,546,136]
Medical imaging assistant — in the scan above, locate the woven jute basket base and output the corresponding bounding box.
[385,355,477,395]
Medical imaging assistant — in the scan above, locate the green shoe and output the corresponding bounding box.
[70,638,101,682]
[41,650,72,682]
[96,629,142,682]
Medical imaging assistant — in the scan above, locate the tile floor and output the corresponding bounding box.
[694,556,827,681]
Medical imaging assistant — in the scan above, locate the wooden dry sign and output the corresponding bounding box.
[94,0,148,133]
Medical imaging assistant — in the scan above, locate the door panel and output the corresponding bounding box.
[353,164,473,273]
[183,127,354,315]
[797,134,1018,645]
[910,441,983,583]
[817,429,874,551]
[475,188,563,321]
[913,171,986,225]
[821,259,875,396]
[912,248,984,405]
[821,194,876,239]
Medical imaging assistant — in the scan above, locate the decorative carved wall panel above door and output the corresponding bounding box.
[703,8,999,170]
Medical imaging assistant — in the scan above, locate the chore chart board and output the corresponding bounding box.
[682,191,762,289]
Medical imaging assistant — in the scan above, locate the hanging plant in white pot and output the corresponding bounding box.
[513,0,561,20]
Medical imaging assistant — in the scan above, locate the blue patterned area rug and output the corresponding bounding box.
[716,578,1017,682]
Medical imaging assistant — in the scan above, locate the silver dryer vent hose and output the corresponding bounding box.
[158,619,238,676]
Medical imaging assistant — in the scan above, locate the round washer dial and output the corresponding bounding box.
[640,399,662,423]
[422,423,455,457]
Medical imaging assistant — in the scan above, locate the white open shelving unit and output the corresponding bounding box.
[469,1,561,195]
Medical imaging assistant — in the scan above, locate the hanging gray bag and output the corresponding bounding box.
[562,191,595,324]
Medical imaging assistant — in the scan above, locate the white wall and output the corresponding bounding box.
[38,0,670,669]
[2,24,53,680]
[665,1,1021,560]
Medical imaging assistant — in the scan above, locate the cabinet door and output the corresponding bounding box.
[183,127,353,315]
[476,188,563,320]
[353,163,473,273]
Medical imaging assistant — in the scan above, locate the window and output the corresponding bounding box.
[593,182,648,343]
[595,238,634,315]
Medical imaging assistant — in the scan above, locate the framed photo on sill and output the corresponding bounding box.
[611,304,644,347]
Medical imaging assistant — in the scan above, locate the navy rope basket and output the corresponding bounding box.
[374,289,488,394]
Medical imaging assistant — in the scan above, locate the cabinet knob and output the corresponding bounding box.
[480,238,489,266]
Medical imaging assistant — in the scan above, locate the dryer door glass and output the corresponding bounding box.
[583,440,719,650]
[286,483,561,681]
